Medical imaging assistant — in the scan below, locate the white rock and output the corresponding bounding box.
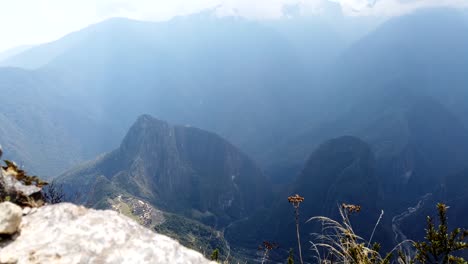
[0,168,41,196]
[0,203,214,264]
[0,202,22,235]
[22,207,31,215]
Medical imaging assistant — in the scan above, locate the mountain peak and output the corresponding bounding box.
[61,115,271,226]
[120,114,173,159]
[134,114,167,126]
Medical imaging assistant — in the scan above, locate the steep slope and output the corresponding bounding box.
[396,167,468,246]
[266,88,468,206]
[0,67,120,177]
[336,90,468,203]
[263,8,468,187]
[59,115,271,227]
[0,45,33,63]
[0,24,89,69]
[36,16,314,157]
[226,136,385,261]
[324,8,468,126]
[0,13,356,176]
[0,67,81,176]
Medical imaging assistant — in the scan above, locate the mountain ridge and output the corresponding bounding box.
[59,114,272,227]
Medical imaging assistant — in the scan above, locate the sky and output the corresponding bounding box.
[0,0,467,53]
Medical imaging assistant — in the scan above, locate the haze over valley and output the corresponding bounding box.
[1,1,467,262]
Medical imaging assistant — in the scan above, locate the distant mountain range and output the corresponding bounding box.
[262,8,468,185]
[0,45,33,63]
[1,7,467,262]
[0,11,376,176]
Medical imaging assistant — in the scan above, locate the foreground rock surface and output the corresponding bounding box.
[0,202,22,235]
[0,203,213,264]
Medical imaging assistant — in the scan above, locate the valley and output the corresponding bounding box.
[0,5,467,263]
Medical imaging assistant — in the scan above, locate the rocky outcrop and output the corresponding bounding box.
[0,148,46,208]
[59,115,271,226]
[0,163,42,197]
[0,202,22,235]
[0,202,213,264]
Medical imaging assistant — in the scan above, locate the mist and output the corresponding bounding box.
[0,2,467,263]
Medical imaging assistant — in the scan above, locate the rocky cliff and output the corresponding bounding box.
[59,114,271,226]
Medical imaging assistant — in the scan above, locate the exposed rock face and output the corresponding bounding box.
[59,115,271,226]
[0,202,22,235]
[0,165,41,197]
[0,202,213,264]
[0,155,45,208]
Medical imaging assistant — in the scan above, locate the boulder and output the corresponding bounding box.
[0,203,213,264]
[0,202,22,235]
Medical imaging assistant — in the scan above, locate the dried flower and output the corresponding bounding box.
[341,203,361,214]
[288,194,305,264]
[288,194,304,208]
[258,241,278,264]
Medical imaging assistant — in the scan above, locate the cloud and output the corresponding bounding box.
[104,0,468,19]
[94,0,221,21]
[92,0,326,20]
[0,0,467,52]
[92,0,468,21]
[333,0,468,16]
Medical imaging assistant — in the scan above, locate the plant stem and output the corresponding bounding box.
[261,249,268,264]
[295,206,304,264]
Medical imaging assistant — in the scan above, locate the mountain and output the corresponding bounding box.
[3,9,467,180]
[323,8,468,127]
[246,10,468,256]
[0,13,361,176]
[226,136,386,261]
[262,9,468,188]
[0,66,121,177]
[33,15,336,157]
[265,88,468,206]
[1,7,467,262]
[0,45,33,63]
[333,91,468,203]
[0,67,81,176]
[58,115,271,227]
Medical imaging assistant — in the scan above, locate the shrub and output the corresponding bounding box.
[413,203,467,264]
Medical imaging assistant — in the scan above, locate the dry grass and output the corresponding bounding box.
[307,205,411,264]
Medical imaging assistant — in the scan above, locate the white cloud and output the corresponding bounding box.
[334,0,468,16]
[94,0,221,21]
[0,0,467,52]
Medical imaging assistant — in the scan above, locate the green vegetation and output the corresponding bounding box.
[305,203,466,264]
[154,213,230,261]
[413,203,468,264]
[211,248,220,261]
[287,249,295,264]
[1,147,466,264]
